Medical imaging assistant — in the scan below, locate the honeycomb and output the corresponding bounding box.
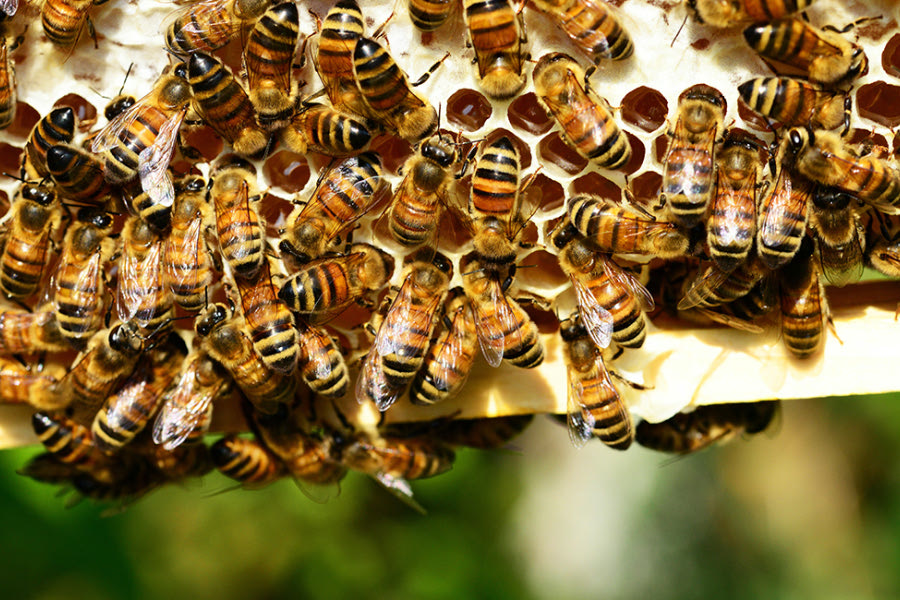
[0,0,898,500]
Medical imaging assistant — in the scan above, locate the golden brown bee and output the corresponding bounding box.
[786,128,900,215]
[389,133,458,247]
[463,0,527,99]
[211,434,286,487]
[553,223,654,349]
[341,435,456,484]
[245,1,300,130]
[295,319,350,399]
[22,107,76,180]
[32,411,103,468]
[45,144,112,204]
[0,359,64,405]
[313,0,368,117]
[209,158,265,280]
[352,36,439,143]
[279,103,372,156]
[164,0,273,56]
[0,35,16,130]
[808,186,865,287]
[756,146,813,270]
[636,401,780,454]
[41,0,101,48]
[116,216,174,338]
[408,0,454,31]
[678,255,769,310]
[567,195,690,259]
[357,253,453,411]
[866,214,900,279]
[560,313,632,450]
[779,236,825,358]
[433,415,535,449]
[661,84,726,228]
[281,152,386,262]
[0,184,62,300]
[164,176,218,312]
[530,0,633,62]
[232,255,299,374]
[738,77,847,131]
[688,0,817,28]
[0,307,68,355]
[462,259,544,369]
[51,208,116,349]
[409,292,478,406]
[707,138,760,272]
[533,53,631,170]
[278,243,393,320]
[743,17,867,85]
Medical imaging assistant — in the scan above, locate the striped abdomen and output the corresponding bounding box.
[0,38,16,129]
[663,127,716,227]
[297,322,348,398]
[236,260,298,374]
[41,0,92,48]
[32,411,97,466]
[164,0,234,55]
[408,0,453,30]
[558,0,633,60]
[46,145,112,202]
[0,309,67,354]
[189,52,258,146]
[211,435,286,486]
[0,204,55,299]
[757,169,811,270]
[285,104,371,155]
[586,273,646,349]
[470,136,519,221]
[23,107,76,179]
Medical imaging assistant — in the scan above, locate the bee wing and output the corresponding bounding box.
[115,248,141,324]
[759,172,811,250]
[603,259,655,312]
[90,94,149,154]
[293,477,343,504]
[246,27,295,94]
[152,366,216,451]
[374,278,442,358]
[677,266,731,310]
[165,216,206,290]
[432,303,476,389]
[355,348,400,411]
[694,307,765,334]
[297,321,336,383]
[159,0,231,40]
[713,171,757,249]
[818,230,865,287]
[372,471,427,515]
[469,279,511,368]
[0,0,17,17]
[566,367,594,449]
[138,108,187,211]
[572,277,613,349]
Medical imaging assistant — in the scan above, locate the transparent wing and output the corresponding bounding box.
[374,277,443,359]
[566,366,593,450]
[372,471,426,514]
[160,0,234,46]
[677,266,731,311]
[603,258,655,312]
[355,348,400,411]
[431,303,476,391]
[572,277,613,349]
[164,216,208,291]
[758,172,811,250]
[152,362,216,451]
[246,24,295,93]
[293,478,342,504]
[818,234,865,288]
[0,0,17,17]
[115,249,141,324]
[297,321,336,383]
[712,170,756,250]
[470,276,509,368]
[90,95,150,154]
[694,307,764,334]
[138,108,187,210]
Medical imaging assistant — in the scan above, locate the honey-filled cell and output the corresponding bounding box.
[6,102,38,139]
[509,92,554,135]
[538,132,588,175]
[621,86,668,132]
[571,172,621,202]
[856,81,900,129]
[53,94,97,132]
[263,151,310,194]
[447,89,492,131]
[883,34,900,79]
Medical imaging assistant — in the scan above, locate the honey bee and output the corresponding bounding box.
[164,0,273,56]
[0,307,68,355]
[164,175,218,312]
[707,137,760,272]
[0,35,16,130]
[408,0,454,31]
[462,259,544,369]
[808,186,865,287]
[153,349,231,451]
[116,216,173,338]
[779,236,826,358]
[32,411,104,468]
[533,53,632,170]
[688,0,817,28]
[661,84,726,228]
[786,128,900,215]
[245,1,300,131]
[281,152,386,262]
[738,77,847,131]
[866,214,900,279]
[0,359,63,405]
[635,401,780,454]
[463,0,527,99]
[278,243,393,320]
[279,103,372,156]
[567,195,691,259]
[389,133,459,247]
[560,313,632,450]
[45,144,112,204]
[313,0,368,117]
[41,0,101,48]
[743,18,868,85]
[530,0,633,62]
[22,107,76,180]
[756,148,813,270]
[553,223,654,349]
[341,435,456,488]
[210,434,286,487]
[433,415,535,449]
[51,208,116,349]
[677,255,769,310]
[0,184,62,300]
[209,158,265,280]
[409,292,478,406]
[296,319,350,399]
[232,255,299,374]
[352,36,439,142]
[357,253,453,411]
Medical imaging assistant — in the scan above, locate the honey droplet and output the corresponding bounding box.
[447,89,492,131]
[882,34,900,79]
[263,151,310,194]
[691,38,711,51]
[528,173,565,213]
[53,94,97,133]
[509,92,553,135]
[654,134,668,163]
[6,102,38,139]
[631,171,663,203]
[620,132,645,176]
[571,172,621,202]
[621,86,668,132]
[856,81,900,129]
[538,132,588,175]
[484,128,532,170]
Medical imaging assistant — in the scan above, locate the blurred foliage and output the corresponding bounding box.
[1,395,900,600]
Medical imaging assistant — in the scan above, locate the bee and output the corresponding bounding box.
[153,349,231,451]
[41,0,101,48]
[737,77,847,131]
[660,84,726,228]
[278,243,393,320]
[756,147,813,270]
[279,103,372,156]
[433,415,535,449]
[0,35,16,130]
[866,214,900,279]
[32,411,104,468]
[530,0,633,62]
[389,133,458,247]
[808,186,865,287]
[567,195,691,259]
[188,52,270,158]
[232,255,299,374]
[51,208,116,349]
[408,0,454,31]
[295,319,350,399]
[245,2,300,130]
[0,307,68,355]
[636,401,780,454]
[280,152,386,262]
[164,0,273,56]
[559,313,632,450]
[357,253,453,411]
[341,435,456,485]
[352,36,439,142]
[779,235,826,358]
[533,53,631,170]
[209,158,265,280]
[743,18,868,85]
[409,292,478,406]
[707,137,760,272]
[0,359,64,405]
[22,107,76,180]
[313,0,368,117]
[0,184,63,300]
[463,0,527,99]
[211,434,286,487]
[45,144,112,204]
[462,259,544,369]
[553,223,654,349]
[786,128,900,215]
[688,0,817,28]
[116,215,173,338]
[678,255,769,310]
[164,175,218,312]
[195,302,296,413]
[69,456,167,505]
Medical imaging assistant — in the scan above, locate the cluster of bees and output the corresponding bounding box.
[0,0,892,508]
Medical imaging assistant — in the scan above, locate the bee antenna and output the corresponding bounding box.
[1,171,27,182]
[671,13,689,47]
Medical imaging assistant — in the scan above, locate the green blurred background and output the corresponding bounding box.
[2,395,899,600]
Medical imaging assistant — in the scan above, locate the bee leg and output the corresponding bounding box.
[609,368,650,391]
[86,17,99,50]
[411,52,450,87]
[841,96,852,136]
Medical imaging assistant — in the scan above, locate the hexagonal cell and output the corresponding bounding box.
[630,171,662,203]
[621,86,668,132]
[263,150,310,194]
[522,302,559,335]
[620,132,645,176]
[517,249,568,290]
[527,173,565,213]
[509,92,553,135]
[7,102,38,139]
[182,125,224,162]
[847,128,888,153]
[538,132,588,175]
[370,134,413,175]
[53,94,97,132]
[447,88,492,131]
[483,127,532,170]
[883,33,900,79]
[260,191,295,233]
[0,142,22,177]
[856,81,900,128]
[571,172,621,201]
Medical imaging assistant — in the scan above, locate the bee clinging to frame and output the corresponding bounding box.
[737,77,848,132]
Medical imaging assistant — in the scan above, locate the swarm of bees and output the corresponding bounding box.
[0,0,894,509]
